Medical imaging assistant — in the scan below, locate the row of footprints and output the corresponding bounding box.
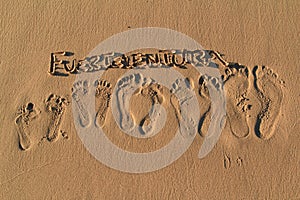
[16,51,285,150]
[15,94,68,151]
[207,50,284,140]
[73,74,199,138]
[72,52,284,141]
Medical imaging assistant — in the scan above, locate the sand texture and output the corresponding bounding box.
[0,0,299,199]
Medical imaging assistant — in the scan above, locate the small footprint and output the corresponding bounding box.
[15,102,40,150]
[116,73,143,131]
[45,94,69,142]
[95,79,112,128]
[72,80,90,127]
[140,81,164,136]
[170,78,197,138]
[253,66,284,140]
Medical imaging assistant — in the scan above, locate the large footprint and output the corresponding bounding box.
[198,75,226,137]
[253,66,284,140]
[140,81,164,136]
[170,78,197,138]
[223,64,251,138]
[116,73,143,131]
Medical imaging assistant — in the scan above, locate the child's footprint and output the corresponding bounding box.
[15,102,40,150]
[46,94,69,142]
[95,79,112,128]
[72,80,90,127]
[253,66,284,140]
[170,78,197,138]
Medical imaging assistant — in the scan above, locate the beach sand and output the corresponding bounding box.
[0,0,299,199]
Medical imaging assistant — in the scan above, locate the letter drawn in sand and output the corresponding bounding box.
[49,51,79,75]
[45,94,69,142]
[15,102,40,150]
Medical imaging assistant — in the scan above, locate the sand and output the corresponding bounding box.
[0,0,299,199]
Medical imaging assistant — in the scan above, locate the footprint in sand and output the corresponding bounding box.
[45,94,69,142]
[95,79,112,128]
[72,80,90,127]
[140,81,164,136]
[222,63,251,138]
[170,78,197,138]
[253,66,284,140]
[116,73,143,131]
[15,102,40,150]
[198,74,226,137]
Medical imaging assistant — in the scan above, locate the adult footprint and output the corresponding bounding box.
[198,75,226,137]
[253,66,284,140]
[15,102,40,150]
[95,79,112,128]
[116,73,143,131]
[72,80,90,127]
[223,64,251,138]
[140,82,164,136]
[170,78,197,138]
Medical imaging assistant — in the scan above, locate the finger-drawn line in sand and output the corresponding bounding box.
[253,66,284,140]
[15,102,40,150]
[72,80,90,127]
[198,75,226,137]
[170,78,197,138]
[116,73,143,131]
[95,79,112,128]
[140,81,164,136]
[45,94,69,142]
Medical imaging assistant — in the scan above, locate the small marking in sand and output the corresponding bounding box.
[236,157,243,167]
[72,80,90,127]
[45,94,69,142]
[95,79,112,128]
[140,81,164,136]
[170,78,197,138]
[15,102,40,150]
[223,153,231,169]
[253,66,284,140]
[61,130,69,140]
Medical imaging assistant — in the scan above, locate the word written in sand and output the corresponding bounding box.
[49,49,215,75]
